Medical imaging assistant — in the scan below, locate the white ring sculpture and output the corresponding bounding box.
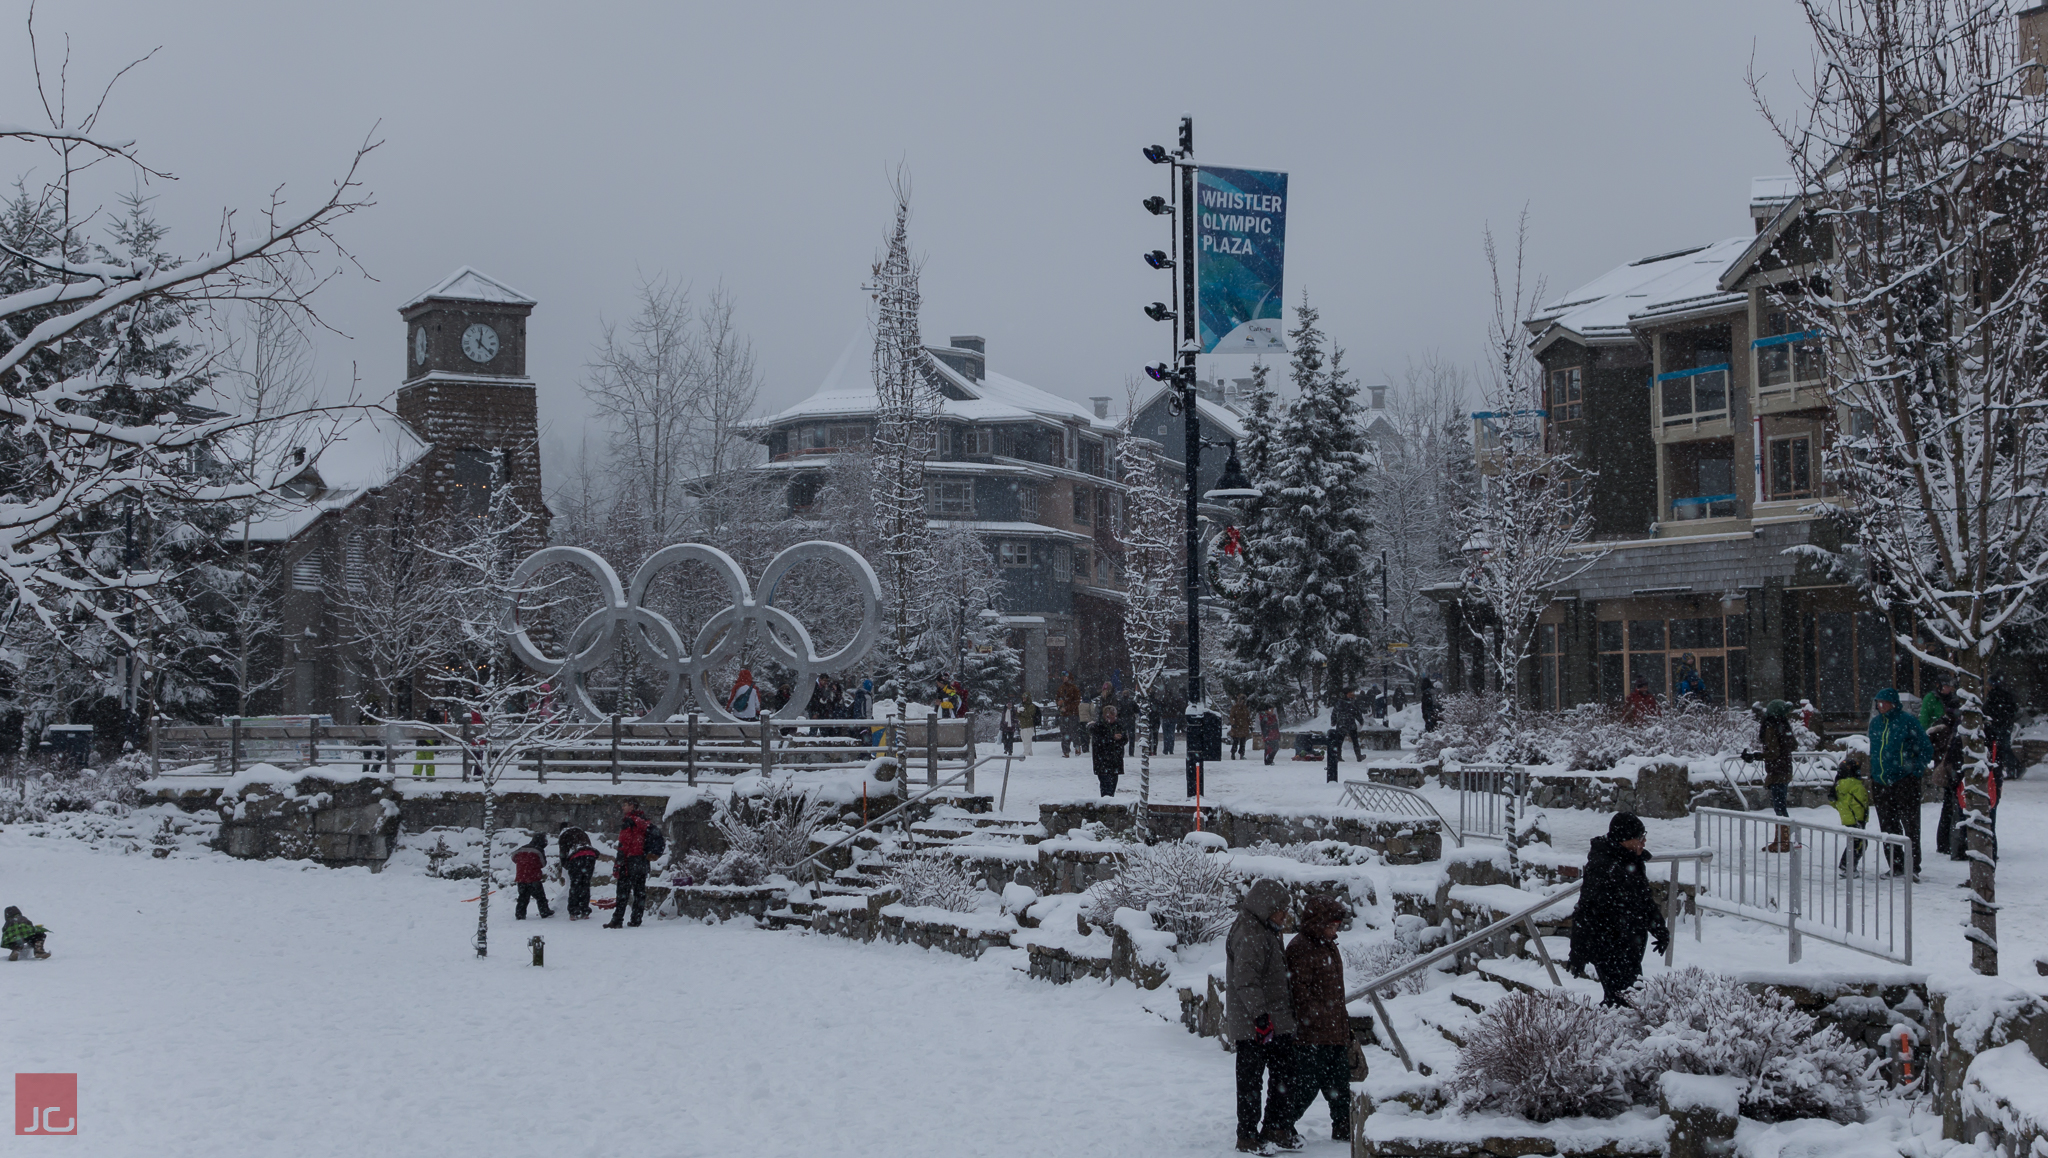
[502,540,882,724]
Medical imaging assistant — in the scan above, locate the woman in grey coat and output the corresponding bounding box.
[1225,878,1298,1152]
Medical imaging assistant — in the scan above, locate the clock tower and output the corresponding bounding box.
[394,267,547,537]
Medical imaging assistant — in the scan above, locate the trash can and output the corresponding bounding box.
[44,724,94,768]
[1188,712,1223,762]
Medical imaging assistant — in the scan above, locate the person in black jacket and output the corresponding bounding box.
[557,823,601,920]
[1567,812,1669,1006]
[1089,706,1128,797]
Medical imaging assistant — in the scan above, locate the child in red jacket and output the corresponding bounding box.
[512,834,554,920]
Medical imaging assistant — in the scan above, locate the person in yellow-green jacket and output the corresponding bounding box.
[1829,752,1872,875]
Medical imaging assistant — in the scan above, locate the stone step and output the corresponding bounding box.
[1446,978,1510,1016]
[761,907,813,930]
[1475,957,1606,1001]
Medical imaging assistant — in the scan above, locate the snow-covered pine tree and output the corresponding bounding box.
[1760,0,2048,975]
[1368,357,1478,686]
[1457,218,1602,717]
[1218,298,1378,709]
[1113,430,1181,831]
[866,179,938,705]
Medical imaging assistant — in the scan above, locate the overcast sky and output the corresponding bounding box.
[10,1,1819,475]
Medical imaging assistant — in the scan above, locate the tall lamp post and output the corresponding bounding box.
[1141,117,1258,800]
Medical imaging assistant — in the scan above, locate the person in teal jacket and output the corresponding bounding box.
[1867,688,1932,877]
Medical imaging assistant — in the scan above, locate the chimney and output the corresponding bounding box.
[1370,384,1388,410]
[1090,396,1111,420]
[2023,5,2047,96]
[937,335,985,381]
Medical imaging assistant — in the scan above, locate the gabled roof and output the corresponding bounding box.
[1524,236,1751,353]
[1127,382,1248,442]
[754,336,1117,432]
[400,266,537,310]
[233,410,433,543]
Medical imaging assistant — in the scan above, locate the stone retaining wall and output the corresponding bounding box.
[1038,799,1441,863]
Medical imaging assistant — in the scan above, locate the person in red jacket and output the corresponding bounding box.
[511,833,554,920]
[557,823,601,920]
[605,802,651,928]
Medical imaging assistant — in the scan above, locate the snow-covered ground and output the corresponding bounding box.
[5,743,2043,1154]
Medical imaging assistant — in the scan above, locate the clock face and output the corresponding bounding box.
[414,327,428,365]
[461,323,500,364]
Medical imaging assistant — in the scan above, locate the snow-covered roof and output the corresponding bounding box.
[400,266,537,310]
[1524,236,1751,352]
[1750,175,1800,214]
[234,410,433,543]
[755,336,1116,433]
[1128,382,1249,442]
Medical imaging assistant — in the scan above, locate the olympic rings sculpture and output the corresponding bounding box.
[502,540,882,724]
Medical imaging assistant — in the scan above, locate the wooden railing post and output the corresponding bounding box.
[926,715,938,788]
[610,714,622,785]
[761,716,773,778]
[308,718,322,768]
[149,716,160,780]
[461,716,473,781]
[687,713,698,787]
[230,718,241,776]
[385,722,398,778]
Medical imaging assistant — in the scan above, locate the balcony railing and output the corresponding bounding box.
[1670,492,1738,520]
[1754,331,1825,404]
[1656,363,1730,429]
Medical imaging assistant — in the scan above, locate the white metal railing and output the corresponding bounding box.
[1454,765,1528,844]
[1339,781,1460,847]
[1349,848,1711,1073]
[1693,806,1912,965]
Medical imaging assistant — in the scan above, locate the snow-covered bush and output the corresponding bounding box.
[1452,989,1637,1122]
[680,779,833,887]
[1627,967,1867,1123]
[1342,937,1427,997]
[1416,694,1757,769]
[889,853,981,913]
[1084,841,1238,944]
[1237,839,1375,866]
[0,751,151,824]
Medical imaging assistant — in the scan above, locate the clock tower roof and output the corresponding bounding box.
[399,266,537,312]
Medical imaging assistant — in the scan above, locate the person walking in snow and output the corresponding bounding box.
[1281,895,1355,1144]
[1829,753,1872,874]
[1868,688,1932,878]
[1057,673,1082,758]
[1754,700,1796,852]
[1418,677,1441,733]
[1259,707,1282,766]
[1567,812,1668,1006]
[1623,676,1659,722]
[1925,678,1969,860]
[557,823,600,920]
[1089,706,1127,797]
[605,802,653,928]
[1229,695,1252,760]
[1330,690,1364,762]
[512,833,554,920]
[1,905,51,960]
[998,700,1019,755]
[1225,879,1297,1153]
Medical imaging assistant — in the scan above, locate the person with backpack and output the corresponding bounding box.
[1753,700,1797,852]
[557,823,601,920]
[1089,706,1127,797]
[1567,812,1668,1006]
[2,905,50,960]
[511,833,554,920]
[1279,895,1355,1145]
[605,802,655,928]
[727,669,761,719]
[1868,688,1932,878]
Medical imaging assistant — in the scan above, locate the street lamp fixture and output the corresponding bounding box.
[1142,196,1171,216]
[1143,249,1174,270]
[1144,362,1175,382]
[1142,144,1172,165]
[1204,441,1259,503]
[1144,302,1176,322]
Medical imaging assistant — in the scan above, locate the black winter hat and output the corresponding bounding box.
[1608,812,1646,842]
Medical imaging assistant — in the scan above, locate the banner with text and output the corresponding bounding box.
[1197,166,1288,354]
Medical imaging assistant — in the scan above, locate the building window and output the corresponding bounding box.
[927,478,974,516]
[1018,483,1039,520]
[1051,544,1071,583]
[1656,364,1731,428]
[1079,439,1104,476]
[344,534,367,592]
[998,541,1031,567]
[1767,436,1813,501]
[446,447,496,515]
[1600,613,1748,706]
[1073,485,1092,524]
[292,550,324,592]
[1097,489,1112,526]
[1535,622,1560,710]
[1075,546,1092,581]
[1547,367,1583,422]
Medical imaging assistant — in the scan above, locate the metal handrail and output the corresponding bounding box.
[1349,847,1713,1073]
[1339,780,1461,848]
[781,750,1011,881]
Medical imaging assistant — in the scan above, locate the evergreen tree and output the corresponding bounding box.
[1218,298,1378,708]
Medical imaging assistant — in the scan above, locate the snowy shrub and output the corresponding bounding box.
[0,751,151,824]
[1341,937,1427,997]
[680,779,833,886]
[1627,967,1867,1123]
[1084,841,1239,944]
[889,853,982,913]
[1452,989,1637,1122]
[1237,839,1374,867]
[1416,695,1757,770]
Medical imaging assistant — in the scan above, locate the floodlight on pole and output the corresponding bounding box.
[1144,302,1176,322]
[1143,196,1171,216]
[1144,249,1174,270]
